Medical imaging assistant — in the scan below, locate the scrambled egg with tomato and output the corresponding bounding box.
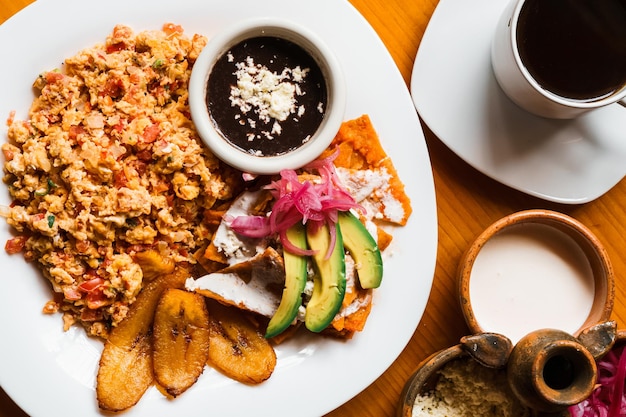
[2,24,240,338]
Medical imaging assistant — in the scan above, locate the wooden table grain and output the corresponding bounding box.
[1,0,625,416]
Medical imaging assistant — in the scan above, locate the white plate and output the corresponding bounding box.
[0,1,438,416]
[411,0,626,204]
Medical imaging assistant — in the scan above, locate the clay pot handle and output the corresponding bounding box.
[576,320,617,359]
[460,332,513,369]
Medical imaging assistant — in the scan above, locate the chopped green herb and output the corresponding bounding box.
[47,215,55,228]
[152,59,164,69]
[35,178,59,197]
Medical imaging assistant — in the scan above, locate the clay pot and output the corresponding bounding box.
[507,329,598,413]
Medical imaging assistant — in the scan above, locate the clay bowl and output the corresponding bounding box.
[397,344,467,417]
[397,333,526,417]
[458,209,614,344]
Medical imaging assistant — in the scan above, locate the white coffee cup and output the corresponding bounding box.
[491,0,626,119]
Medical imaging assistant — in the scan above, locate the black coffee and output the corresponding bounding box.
[517,0,626,101]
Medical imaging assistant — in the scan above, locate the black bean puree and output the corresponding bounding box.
[206,36,327,157]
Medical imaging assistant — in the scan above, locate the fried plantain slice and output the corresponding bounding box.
[96,333,153,412]
[206,301,276,384]
[96,265,189,412]
[153,289,210,397]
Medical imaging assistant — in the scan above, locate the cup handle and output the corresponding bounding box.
[619,99,626,109]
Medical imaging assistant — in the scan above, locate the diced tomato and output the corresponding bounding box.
[101,78,125,100]
[2,147,15,161]
[162,23,183,35]
[110,25,133,42]
[79,277,109,310]
[68,125,86,140]
[113,170,128,188]
[129,73,141,84]
[85,290,108,310]
[5,236,27,254]
[106,42,126,54]
[141,124,160,143]
[78,277,104,293]
[45,72,64,84]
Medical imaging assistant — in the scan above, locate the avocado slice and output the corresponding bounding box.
[304,221,346,333]
[337,211,383,289]
[265,224,308,339]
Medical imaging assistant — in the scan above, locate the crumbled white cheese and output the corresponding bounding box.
[337,167,406,224]
[229,57,310,134]
[271,121,282,135]
[212,190,267,265]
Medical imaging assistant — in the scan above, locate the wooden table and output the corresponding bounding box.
[1,0,625,416]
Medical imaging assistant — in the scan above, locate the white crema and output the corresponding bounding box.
[469,223,595,344]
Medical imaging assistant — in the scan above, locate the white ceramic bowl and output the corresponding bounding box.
[189,17,346,174]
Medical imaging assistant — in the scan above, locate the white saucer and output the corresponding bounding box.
[410,0,626,204]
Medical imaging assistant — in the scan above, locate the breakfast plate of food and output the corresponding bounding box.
[411,0,626,204]
[0,0,437,416]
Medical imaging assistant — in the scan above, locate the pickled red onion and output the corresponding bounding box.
[229,151,363,257]
[569,344,626,417]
